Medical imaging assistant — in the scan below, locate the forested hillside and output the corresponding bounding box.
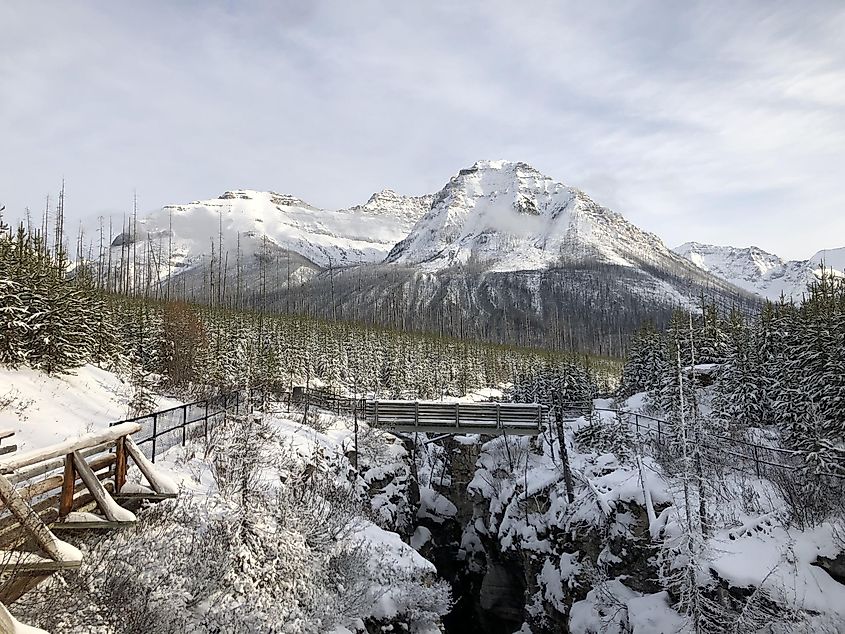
[621,268,845,480]
[0,220,616,402]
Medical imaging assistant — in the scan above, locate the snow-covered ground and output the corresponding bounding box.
[0,364,181,452]
[409,389,845,633]
[148,411,446,631]
[2,367,449,633]
[6,362,844,633]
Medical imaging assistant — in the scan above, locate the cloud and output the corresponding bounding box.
[0,0,843,260]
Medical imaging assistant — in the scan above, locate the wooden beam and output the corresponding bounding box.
[7,441,113,485]
[113,492,177,501]
[0,472,63,561]
[0,423,141,473]
[115,436,127,493]
[0,508,59,550]
[0,555,82,574]
[17,473,63,502]
[71,451,135,523]
[51,520,134,531]
[124,436,178,494]
[59,454,75,518]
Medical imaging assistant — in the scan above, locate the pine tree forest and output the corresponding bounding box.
[0,218,614,404]
[620,274,845,480]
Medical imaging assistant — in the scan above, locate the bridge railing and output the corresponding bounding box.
[280,387,841,479]
[366,400,547,435]
[591,407,844,481]
[291,388,365,416]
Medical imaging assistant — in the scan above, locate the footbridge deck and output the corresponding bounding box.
[366,400,548,435]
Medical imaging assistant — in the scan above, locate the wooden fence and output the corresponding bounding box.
[0,424,177,603]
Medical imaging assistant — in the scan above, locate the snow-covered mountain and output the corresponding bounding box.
[111,188,431,282]
[387,160,714,276]
[674,242,845,301]
[285,161,759,354]
[100,161,760,352]
[347,188,434,224]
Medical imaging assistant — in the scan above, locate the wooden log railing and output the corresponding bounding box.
[0,430,16,457]
[0,423,178,604]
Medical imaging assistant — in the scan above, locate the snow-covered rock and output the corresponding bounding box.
[674,241,845,301]
[346,188,434,225]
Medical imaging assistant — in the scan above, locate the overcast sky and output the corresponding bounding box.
[1,1,843,260]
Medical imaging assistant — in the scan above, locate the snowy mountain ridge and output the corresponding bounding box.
[111,188,430,286]
[387,160,696,274]
[674,242,845,301]
[119,162,778,300]
[156,188,429,267]
[107,161,762,331]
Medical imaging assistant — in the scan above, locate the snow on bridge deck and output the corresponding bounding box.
[366,400,548,435]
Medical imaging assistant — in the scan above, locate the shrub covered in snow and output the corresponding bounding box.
[14,411,450,633]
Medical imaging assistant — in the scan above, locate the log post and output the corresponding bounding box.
[0,472,64,561]
[555,405,575,504]
[59,454,75,518]
[115,436,127,493]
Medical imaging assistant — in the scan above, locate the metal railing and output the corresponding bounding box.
[221,386,845,482]
[109,390,262,462]
[591,407,845,480]
[366,400,547,435]
[291,387,365,416]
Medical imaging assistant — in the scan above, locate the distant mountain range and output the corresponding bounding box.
[104,160,767,354]
[673,242,845,302]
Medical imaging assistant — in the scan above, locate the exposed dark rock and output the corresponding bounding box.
[110,231,135,247]
[813,551,845,585]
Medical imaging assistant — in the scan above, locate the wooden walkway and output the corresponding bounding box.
[366,400,548,435]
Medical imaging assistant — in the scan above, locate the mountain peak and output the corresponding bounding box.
[349,189,433,222]
[672,242,845,300]
[387,162,700,275]
[467,159,532,171]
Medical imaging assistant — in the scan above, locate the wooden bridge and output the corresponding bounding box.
[365,400,548,435]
